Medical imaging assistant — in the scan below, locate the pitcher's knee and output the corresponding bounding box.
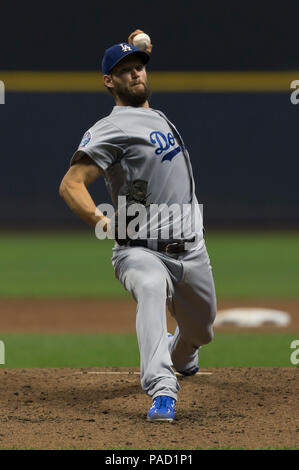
[138,276,167,296]
[198,327,214,345]
[129,270,167,297]
[188,326,214,348]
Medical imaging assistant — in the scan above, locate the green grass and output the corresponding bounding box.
[199,332,299,367]
[0,233,123,298]
[0,332,297,368]
[0,333,139,368]
[0,231,298,298]
[205,231,299,298]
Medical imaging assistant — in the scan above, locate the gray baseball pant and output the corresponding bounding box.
[111,241,217,401]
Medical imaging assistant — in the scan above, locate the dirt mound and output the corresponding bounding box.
[0,367,297,449]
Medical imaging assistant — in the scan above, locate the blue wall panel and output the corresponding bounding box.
[0,92,298,228]
[1,0,298,71]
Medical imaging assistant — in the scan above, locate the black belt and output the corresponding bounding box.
[128,237,195,254]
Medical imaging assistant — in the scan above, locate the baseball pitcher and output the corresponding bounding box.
[59,30,217,422]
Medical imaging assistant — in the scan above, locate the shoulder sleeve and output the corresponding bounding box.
[70,119,126,171]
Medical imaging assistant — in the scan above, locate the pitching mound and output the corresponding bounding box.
[0,367,297,449]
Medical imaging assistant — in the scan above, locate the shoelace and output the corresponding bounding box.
[155,396,173,410]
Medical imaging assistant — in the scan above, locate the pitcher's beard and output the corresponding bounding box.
[115,81,151,107]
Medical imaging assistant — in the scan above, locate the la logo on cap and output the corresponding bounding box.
[120,43,132,52]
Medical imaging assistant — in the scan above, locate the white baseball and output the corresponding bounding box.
[133,33,151,51]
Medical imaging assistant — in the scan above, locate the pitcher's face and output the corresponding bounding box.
[104,56,151,107]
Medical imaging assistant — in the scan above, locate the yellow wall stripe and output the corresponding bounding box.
[0,71,298,92]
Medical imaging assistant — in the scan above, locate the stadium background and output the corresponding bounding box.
[0,0,298,228]
[0,0,298,450]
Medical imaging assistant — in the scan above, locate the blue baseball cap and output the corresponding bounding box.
[101,42,150,75]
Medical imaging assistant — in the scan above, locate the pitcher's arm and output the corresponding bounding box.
[59,155,109,228]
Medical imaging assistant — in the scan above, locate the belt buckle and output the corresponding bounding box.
[165,242,180,254]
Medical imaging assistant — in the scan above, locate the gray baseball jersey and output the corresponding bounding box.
[71,105,203,248]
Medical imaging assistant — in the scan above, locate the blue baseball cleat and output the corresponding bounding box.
[147,395,176,422]
[177,365,199,376]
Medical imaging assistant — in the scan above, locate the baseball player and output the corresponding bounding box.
[59,30,217,422]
